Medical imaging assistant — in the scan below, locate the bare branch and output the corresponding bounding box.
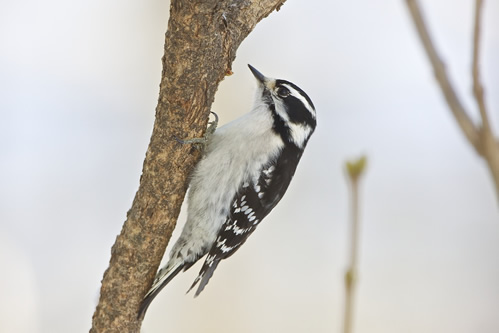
[406,0,499,201]
[405,0,481,153]
[343,156,367,333]
[471,0,499,199]
[90,1,287,331]
[472,0,491,132]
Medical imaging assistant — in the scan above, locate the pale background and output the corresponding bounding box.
[1,0,498,332]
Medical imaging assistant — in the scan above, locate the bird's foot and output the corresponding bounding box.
[174,112,219,150]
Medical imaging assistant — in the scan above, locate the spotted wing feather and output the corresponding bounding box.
[189,145,304,296]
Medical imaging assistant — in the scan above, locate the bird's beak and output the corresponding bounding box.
[248,64,265,83]
[248,64,275,90]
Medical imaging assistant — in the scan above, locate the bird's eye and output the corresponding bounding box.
[276,86,290,98]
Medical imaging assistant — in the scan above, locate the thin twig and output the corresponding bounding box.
[471,0,499,198]
[406,0,499,201]
[405,0,481,153]
[343,157,367,333]
[472,0,490,133]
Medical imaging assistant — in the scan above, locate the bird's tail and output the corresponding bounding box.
[187,256,221,297]
[138,261,184,318]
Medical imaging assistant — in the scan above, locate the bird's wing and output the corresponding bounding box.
[188,146,304,296]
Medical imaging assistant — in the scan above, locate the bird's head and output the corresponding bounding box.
[248,64,316,148]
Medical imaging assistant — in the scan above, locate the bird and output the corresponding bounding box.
[139,64,316,318]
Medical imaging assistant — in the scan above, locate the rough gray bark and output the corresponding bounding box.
[90,1,286,332]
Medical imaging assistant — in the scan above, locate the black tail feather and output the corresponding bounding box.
[187,258,221,297]
[138,263,184,319]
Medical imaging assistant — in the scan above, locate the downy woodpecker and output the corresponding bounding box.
[139,65,316,317]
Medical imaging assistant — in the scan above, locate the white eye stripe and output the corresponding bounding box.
[280,83,316,118]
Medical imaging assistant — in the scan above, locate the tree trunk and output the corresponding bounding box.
[90,1,286,332]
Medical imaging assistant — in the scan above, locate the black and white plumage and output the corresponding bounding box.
[139,65,316,317]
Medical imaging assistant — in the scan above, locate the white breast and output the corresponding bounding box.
[169,105,284,262]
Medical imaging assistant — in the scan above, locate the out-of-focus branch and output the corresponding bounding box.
[471,0,499,199]
[406,0,499,201]
[472,0,490,133]
[405,0,480,152]
[343,156,367,333]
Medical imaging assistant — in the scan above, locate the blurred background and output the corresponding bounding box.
[1,0,498,332]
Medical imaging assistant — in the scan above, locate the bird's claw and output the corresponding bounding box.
[174,112,219,150]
